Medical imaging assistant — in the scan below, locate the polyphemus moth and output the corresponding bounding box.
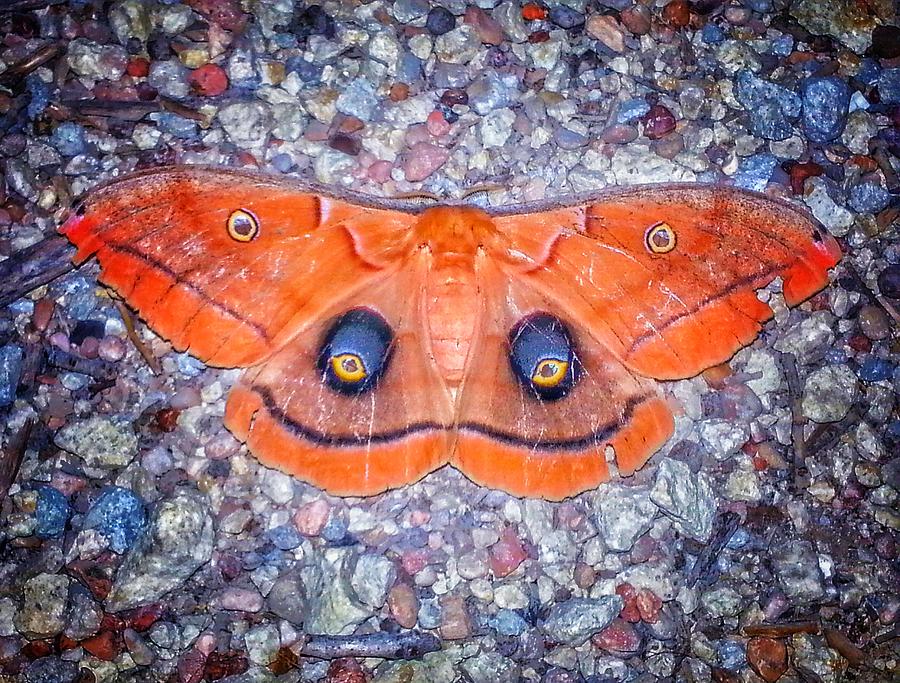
[60,167,840,500]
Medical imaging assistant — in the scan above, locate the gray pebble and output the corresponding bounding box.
[801,76,850,143]
[540,596,624,646]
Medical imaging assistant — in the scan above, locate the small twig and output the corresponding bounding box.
[0,236,75,308]
[743,621,820,637]
[779,352,808,490]
[823,627,866,668]
[687,511,740,587]
[115,301,162,375]
[0,42,62,86]
[300,631,441,660]
[1,418,33,498]
[46,346,116,380]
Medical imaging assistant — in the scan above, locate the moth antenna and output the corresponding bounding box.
[391,190,443,204]
[460,183,506,201]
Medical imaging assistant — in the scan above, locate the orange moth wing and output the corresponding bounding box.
[60,167,840,499]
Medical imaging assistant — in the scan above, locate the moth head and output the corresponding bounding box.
[509,313,578,401]
[319,308,393,394]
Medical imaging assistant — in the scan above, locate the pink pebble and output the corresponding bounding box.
[293,498,330,536]
[402,142,449,182]
[98,335,126,362]
[489,526,528,578]
[592,618,641,653]
[368,160,393,183]
[426,110,451,137]
[170,386,202,410]
[216,587,263,612]
[400,548,430,575]
[204,431,241,460]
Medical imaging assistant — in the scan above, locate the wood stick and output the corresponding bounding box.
[300,631,440,660]
[0,236,74,308]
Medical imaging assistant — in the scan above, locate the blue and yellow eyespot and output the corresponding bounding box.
[319,309,393,395]
[509,313,578,401]
[227,209,260,242]
[330,353,368,383]
[531,359,570,388]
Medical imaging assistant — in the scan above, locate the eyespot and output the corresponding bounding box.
[319,309,393,395]
[509,313,578,401]
[645,221,676,254]
[532,359,570,388]
[227,209,259,242]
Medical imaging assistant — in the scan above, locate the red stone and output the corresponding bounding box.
[522,3,547,21]
[615,583,641,623]
[662,0,691,27]
[747,637,788,682]
[177,648,207,683]
[528,30,550,43]
[189,64,229,97]
[389,83,409,102]
[489,526,528,578]
[635,588,662,623]
[400,548,431,575]
[426,110,451,137]
[787,161,823,194]
[123,603,165,632]
[591,618,640,653]
[126,57,150,78]
[67,559,114,601]
[184,0,247,32]
[81,631,121,661]
[21,640,54,659]
[847,334,872,352]
[387,582,419,629]
[204,650,249,681]
[155,408,180,432]
[642,104,677,139]
[326,658,367,683]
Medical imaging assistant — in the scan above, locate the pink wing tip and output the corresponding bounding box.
[782,231,841,305]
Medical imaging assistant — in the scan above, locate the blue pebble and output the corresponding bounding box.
[742,0,772,11]
[725,528,751,550]
[878,69,900,105]
[25,73,51,119]
[285,56,322,83]
[735,70,801,141]
[35,485,70,538]
[716,639,747,670]
[801,76,850,143]
[153,113,198,139]
[548,6,584,29]
[50,122,87,156]
[270,153,295,173]
[857,59,882,86]
[824,349,848,364]
[616,98,651,124]
[425,7,455,35]
[733,153,777,192]
[175,352,206,378]
[418,596,440,629]
[320,515,349,543]
[0,345,24,408]
[701,23,725,44]
[857,357,894,383]
[771,34,794,57]
[84,486,147,553]
[268,524,302,550]
[849,182,893,214]
[490,609,528,636]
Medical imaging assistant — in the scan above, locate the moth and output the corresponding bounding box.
[60,166,841,500]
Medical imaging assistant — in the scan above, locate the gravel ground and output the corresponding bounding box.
[0,1,898,682]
